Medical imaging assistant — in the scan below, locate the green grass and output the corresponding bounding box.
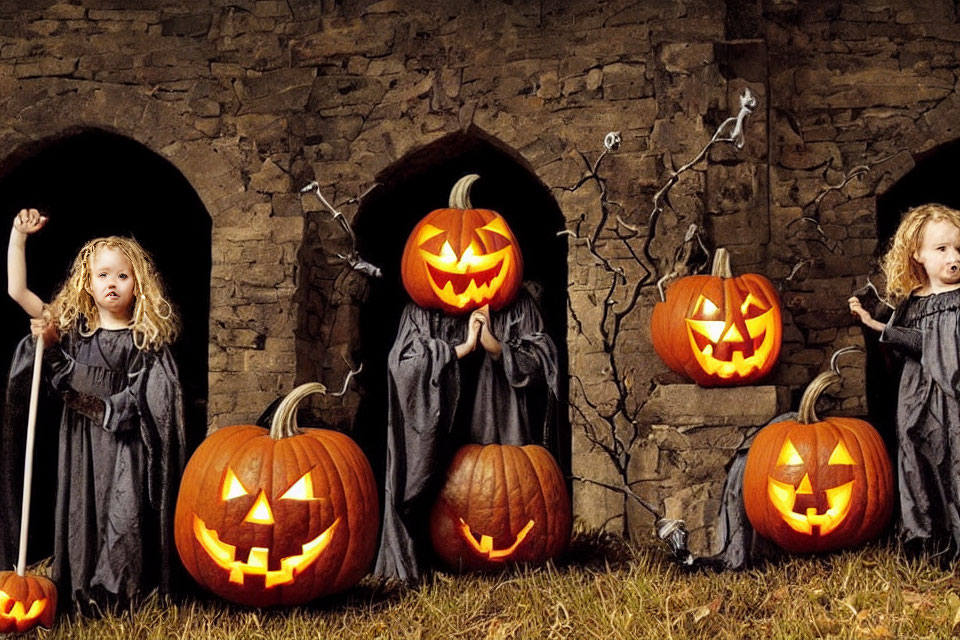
[20,531,960,639]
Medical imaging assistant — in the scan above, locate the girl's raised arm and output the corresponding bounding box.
[7,208,48,318]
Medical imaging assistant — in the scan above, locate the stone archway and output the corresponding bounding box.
[0,128,211,566]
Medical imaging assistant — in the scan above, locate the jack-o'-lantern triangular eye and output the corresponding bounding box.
[477,217,513,252]
[828,441,856,465]
[222,468,249,501]
[417,224,448,254]
[280,471,315,501]
[776,439,804,466]
[740,293,767,316]
[695,295,720,318]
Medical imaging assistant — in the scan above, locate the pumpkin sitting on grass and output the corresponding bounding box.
[174,383,378,607]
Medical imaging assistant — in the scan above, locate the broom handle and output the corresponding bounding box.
[16,334,44,577]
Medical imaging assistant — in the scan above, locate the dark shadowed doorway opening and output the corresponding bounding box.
[352,128,570,489]
[0,128,210,565]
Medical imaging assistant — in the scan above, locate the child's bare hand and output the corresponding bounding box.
[848,296,872,323]
[848,296,886,332]
[13,208,48,235]
[30,317,60,348]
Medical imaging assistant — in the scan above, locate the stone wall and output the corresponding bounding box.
[2,0,959,553]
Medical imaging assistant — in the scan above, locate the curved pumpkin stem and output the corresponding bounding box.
[710,247,733,278]
[797,370,841,424]
[449,174,480,208]
[269,382,328,440]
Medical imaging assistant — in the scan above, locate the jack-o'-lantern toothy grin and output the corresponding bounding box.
[193,515,339,588]
[766,478,854,536]
[685,295,779,379]
[458,518,535,561]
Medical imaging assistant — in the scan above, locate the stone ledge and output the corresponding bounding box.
[639,383,791,428]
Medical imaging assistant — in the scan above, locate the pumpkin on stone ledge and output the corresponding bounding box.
[429,444,570,572]
[174,383,378,607]
[651,248,782,386]
[743,370,893,553]
[400,174,523,314]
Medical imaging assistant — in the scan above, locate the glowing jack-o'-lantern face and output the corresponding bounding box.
[190,468,340,589]
[401,174,523,314]
[0,571,57,633]
[743,372,894,553]
[765,438,856,537]
[175,383,379,607]
[651,248,782,386]
[430,444,570,572]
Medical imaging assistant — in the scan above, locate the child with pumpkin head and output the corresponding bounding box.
[3,208,186,611]
[849,202,960,555]
[375,175,560,583]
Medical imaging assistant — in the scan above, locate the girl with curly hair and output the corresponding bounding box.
[6,208,186,611]
[849,202,960,555]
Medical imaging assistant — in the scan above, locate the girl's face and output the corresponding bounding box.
[913,218,960,292]
[85,246,137,325]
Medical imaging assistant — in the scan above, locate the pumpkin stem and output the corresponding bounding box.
[449,174,480,208]
[710,247,733,278]
[797,370,841,424]
[269,382,328,439]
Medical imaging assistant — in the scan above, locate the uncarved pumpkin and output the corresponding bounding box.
[401,174,523,314]
[0,571,57,633]
[743,371,893,553]
[429,444,570,571]
[174,383,378,606]
[651,248,782,386]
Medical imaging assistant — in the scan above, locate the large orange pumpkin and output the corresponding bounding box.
[174,383,378,606]
[743,371,893,553]
[400,174,523,314]
[651,248,782,386]
[0,572,56,633]
[429,444,570,572]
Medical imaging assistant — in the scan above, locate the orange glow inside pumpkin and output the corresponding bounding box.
[765,439,856,536]
[685,292,778,379]
[191,467,336,588]
[0,590,47,626]
[416,217,516,310]
[457,518,535,560]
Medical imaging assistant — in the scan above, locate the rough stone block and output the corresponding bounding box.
[639,384,791,429]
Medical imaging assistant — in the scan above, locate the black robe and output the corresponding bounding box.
[880,288,960,552]
[0,329,185,606]
[374,291,559,582]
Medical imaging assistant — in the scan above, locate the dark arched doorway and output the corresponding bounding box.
[0,128,210,565]
[352,128,570,489]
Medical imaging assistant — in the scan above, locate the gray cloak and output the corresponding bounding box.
[374,290,558,582]
[880,288,960,551]
[1,329,185,606]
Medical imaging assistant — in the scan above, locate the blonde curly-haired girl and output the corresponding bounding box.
[6,207,185,609]
[848,202,960,555]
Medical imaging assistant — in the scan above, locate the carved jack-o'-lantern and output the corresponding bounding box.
[429,444,570,572]
[651,248,782,386]
[174,384,378,606]
[0,572,56,633]
[743,371,893,553]
[401,174,523,314]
